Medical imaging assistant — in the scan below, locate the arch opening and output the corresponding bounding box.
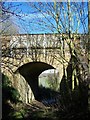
[39,69,59,91]
[38,69,60,101]
[16,62,56,100]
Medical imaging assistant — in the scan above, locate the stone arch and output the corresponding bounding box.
[13,51,61,73]
[16,61,56,100]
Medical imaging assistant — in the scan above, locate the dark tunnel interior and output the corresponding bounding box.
[16,62,55,100]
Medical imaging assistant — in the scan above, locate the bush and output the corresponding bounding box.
[2,73,20,104]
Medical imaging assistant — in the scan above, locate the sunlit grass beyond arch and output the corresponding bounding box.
[39,69,59,91]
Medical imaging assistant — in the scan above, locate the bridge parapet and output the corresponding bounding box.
[2,33,84,49]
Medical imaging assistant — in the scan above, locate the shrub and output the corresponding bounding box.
[2,73,20,104]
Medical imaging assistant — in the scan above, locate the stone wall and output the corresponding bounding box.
[14,73,35,103]
[1,33,85,103]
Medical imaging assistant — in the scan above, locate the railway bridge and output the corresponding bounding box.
[1,33,85,103]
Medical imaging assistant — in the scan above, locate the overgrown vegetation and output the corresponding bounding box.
[2,73,21,119]
[2,74,20,103]
[59,53,89,119]
[38,86,60,100]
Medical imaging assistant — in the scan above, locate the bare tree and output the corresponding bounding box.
[0,2,23,35]
[26,1,89,112]
[27,2,88,79]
